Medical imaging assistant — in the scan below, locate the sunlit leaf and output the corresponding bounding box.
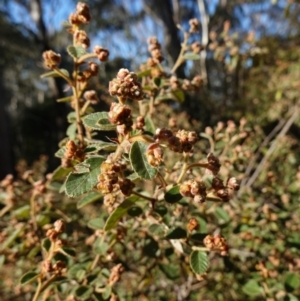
[83,112,116,131]
[65,156,105,197]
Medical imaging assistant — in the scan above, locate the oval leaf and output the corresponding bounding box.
[285,273,300,291]
[164,185,183,204]
[189,250,209,275]
[65,156,105,197]
[88,218,105,230]
[74,285,93,300]
[104,196,138,231]
[165,227,187,239]
[183,52,201,60]
[242,279,263,296]
[77,191,102,209]
[130,141,157,179]
[67,45,86,59]
[83,112,116,131]
[20,272,39,285]
[41,68,69,79]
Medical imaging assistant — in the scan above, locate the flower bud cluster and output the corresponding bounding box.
[108,263,124,286]
[74,30,90,48]
[203,234,229,256]
[147,36,164,63]
[84,90,99,104]
[64,140,85,162]
[191,42,203,54]
[109,69,144,101]
[108,102,133,135]
[187,218,199,232]
[211,176,240,202]
[69,2,91,26]
[206,153,221,175]
[94,46,110,62]
[42,50,61,69]
[189,18,199,33]
[179,179,207,203]
[97,160,135,196]
[170,75,203,92]
[154,128,198,153]
[42,260,66,277]
[46,219,66,242]
[146,143,164,167]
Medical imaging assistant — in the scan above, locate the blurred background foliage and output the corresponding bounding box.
[0,0,300,300]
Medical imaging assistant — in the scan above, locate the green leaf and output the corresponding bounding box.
[74,285,93,300]
[67,112,76,123]
[94,238,109,255]
[214,207,230,224]
[66,123,77,139]
[153,77,163,88]
[104,196,138,231]
[1,226,24,251]
[148,224,165,238]
[128,206,143,217]
[59,247,76,258]
[130,141,157,179]
[83,112,116,131]
[51,166,73,181]
[143,236,159,257]
[41,68,69,78]
[165,227,187,239]
[65,156,105,197]
[145,115,156,134]
[42,238,52,252]
[101,286,112,300]
[67,45,86,59]
[77,191,102,209]
[172,89,185,102]
[13,205,30,219]
[159,263,180,280]
[0,255,5,268]
[20,272,39,285]
[242,279,263,296]
[164,185,183,204]
[137,69,151,77]
[189,251,209,275]
[154,205,168,217]
[182,52,201,60]
[285,273,300,291]
[88,218,105,230]
[57,96,73,103]
[55,147,66,159]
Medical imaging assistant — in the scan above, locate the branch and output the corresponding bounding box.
[243,105,299,190]
[197,0,209,84]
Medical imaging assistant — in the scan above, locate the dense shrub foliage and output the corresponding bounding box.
[0,2,299,301]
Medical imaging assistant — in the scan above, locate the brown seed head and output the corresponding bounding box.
[43,50,61,69]
[94,46,109,62]
[74,30,90,48]
[84,90,99,104]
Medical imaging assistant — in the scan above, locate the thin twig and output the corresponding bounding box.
[197,0,209,84]
[244,106,299,189]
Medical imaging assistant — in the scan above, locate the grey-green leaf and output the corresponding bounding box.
[130,141,157,179]
[65,156,105,197]
[67,45,86,59]
[189,250,209,275]
[83,112,116,131]
[183,52,201,60]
